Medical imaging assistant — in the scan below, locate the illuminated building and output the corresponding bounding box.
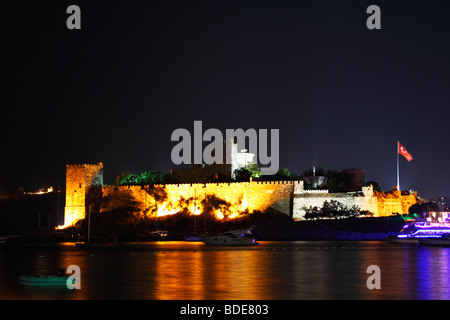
[59,162,418,228]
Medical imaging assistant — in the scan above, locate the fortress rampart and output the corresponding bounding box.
[101,180,295,218]
[60,163,418,228]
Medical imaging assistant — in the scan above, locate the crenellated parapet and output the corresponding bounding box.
[66,162,104,168]
[103,179,301,190]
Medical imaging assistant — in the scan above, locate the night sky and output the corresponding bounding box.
[2,0,449,199]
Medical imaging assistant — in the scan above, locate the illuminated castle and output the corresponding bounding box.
[60,162,418,229]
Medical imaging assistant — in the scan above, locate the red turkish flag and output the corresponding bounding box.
[398,142,413,162]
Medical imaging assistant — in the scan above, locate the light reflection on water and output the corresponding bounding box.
[1,241,449,300]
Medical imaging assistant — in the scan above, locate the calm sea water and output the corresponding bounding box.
[0,241,449,300]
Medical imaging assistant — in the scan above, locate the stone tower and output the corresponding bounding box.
[61,162,103,228]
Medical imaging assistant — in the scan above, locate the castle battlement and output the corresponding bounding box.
[301,189,329,194]
[103,180,301,190]
[66,162,103,168]
[108,180,298,191]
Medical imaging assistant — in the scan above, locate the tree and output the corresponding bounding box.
[408,202,439,217]
[365,181,381,192]
[304,206,320,220]
[263,168,294,181]
[303,200,366,220]
[115,172,140,186]
[234,167,251,182]
[234,164,261,181]
[140,170,167,185]
[277,168,291,179]
[115,170,169,186]
[247,163,261,178]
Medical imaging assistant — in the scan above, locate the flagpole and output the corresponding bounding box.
[397,141,400,191]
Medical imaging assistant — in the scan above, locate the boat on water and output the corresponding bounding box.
[203,227,259,246]
[185,233,207,242]
[387,221,450,244]
[19,275,71,286]
[419,234,450,247]
[18,270,75,286]
[138,230,169,241]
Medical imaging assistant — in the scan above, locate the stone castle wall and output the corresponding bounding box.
[61,163,417,227]
[102,180,295,218]
[292,181,417,220]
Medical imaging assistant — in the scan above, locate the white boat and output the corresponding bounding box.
[419,234,450,247]
[387,221,450,244]
[203,227,258,246]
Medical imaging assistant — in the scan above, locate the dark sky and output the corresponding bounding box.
[2,0,449,198]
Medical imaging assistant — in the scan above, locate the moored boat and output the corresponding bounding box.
[138,230,169,241]
[185,233,207,242]
[203,226,258,246]
[18,274,74,286]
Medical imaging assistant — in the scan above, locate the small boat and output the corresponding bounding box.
[419,234,450,247]
[185,232,209,242]
[138,230,169,241]
[18,274,74,286]
[185,234,203,242]
[203,227,259,246]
